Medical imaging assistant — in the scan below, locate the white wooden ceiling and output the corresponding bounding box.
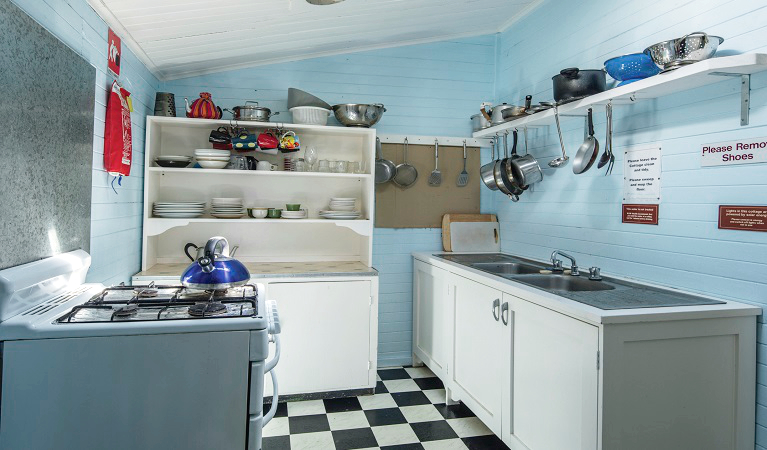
[88,0,542,80]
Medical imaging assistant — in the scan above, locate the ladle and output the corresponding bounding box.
[541,102,568,168]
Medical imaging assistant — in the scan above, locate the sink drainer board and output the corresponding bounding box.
[433,253,726,310]
[556,287,725,310]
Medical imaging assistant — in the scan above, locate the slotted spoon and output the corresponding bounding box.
[428,139,442,186]
[457,140,469,187]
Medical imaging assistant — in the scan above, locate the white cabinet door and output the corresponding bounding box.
[413,260,450,378]
[450,275,506,435]
[264,280,373,396]
[504,294,599,450]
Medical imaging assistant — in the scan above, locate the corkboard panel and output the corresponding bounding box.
[375,143,481,228]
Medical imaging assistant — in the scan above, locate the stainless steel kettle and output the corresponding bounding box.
[480,102,522,125]
[184,242,238,261]
[181,237,249,290]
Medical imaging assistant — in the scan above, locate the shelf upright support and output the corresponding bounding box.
[709,72,751,126]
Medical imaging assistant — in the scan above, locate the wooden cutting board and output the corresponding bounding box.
[449,222,501,252]
[442,214,497,251]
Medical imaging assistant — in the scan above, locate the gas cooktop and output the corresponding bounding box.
[56,283,259,324]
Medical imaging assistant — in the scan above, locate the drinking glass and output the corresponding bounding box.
[317,160,330,173]
[335,160,348,173]
[348,161,360,174]
[295,158,307,172]
[304,147,318,171]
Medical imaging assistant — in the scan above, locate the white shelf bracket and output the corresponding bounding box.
[333,221,372,236]
[146,219,190,236]
[709,72,751,126]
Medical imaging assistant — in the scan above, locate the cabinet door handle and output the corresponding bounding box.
[501,302,509,325]
[492,299,500,321]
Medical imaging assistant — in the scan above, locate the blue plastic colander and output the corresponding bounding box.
[604,53,661,86]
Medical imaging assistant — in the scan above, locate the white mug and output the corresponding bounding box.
[257,161,277,171]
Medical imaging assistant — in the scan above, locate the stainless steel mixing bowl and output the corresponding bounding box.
[644,32,724,71]
[332,103,386,127]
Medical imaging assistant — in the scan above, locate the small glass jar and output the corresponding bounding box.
[317,160,331,173]
[335,160,348,173]
[295,158,307,172]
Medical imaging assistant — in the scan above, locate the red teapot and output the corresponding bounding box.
[185,92,222,119]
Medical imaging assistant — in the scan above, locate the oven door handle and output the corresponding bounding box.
[263,335,281,426]
[265,334,280,373]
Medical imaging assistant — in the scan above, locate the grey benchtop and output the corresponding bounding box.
[134,261,378,280]
[415,252,761,325]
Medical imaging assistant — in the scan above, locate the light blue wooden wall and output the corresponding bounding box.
[10,0,159,286]
[492,0,767,447]
[162,36,497,367]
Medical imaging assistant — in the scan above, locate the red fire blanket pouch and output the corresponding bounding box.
[104,81,132,181]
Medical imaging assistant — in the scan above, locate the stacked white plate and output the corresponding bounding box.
[153,201,206,218]
[195,149,231,169]
[281,209,308,219]
[211,198,244,218]
[319,210,361,220]
[328,198,357,212]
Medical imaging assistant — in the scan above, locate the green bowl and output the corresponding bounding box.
[267,208,283,218]
[285,204,301,211]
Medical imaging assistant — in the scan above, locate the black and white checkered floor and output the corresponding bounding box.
[262,366,510,450]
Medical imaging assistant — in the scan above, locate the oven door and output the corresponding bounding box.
[0,331,250,450]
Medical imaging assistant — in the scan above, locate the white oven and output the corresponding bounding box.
[0,250,280,450]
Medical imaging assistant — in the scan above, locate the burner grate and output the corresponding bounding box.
[55,284,258,324]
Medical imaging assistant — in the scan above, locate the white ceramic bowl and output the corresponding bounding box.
[196,156,231,162]
[195,148,230,156]
[248,208,269,219]
[198,160,229,169]
[290,106,331,125]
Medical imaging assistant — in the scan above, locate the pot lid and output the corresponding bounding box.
[235,105,271,112]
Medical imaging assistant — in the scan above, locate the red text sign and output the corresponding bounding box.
[107,29,121,76]
[622,204,659,225]
[718,206,767,232]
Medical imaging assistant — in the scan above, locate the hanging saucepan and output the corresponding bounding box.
[552,68,607,103]
[509,130,543,186]
[495,132,524,202]
[374,137,396,184]
[228,101,280,122]
[504,130,528,191]
[480,136,499,190]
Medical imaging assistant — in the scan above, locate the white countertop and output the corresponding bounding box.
[134,261,378,281]
[414,252,761,325]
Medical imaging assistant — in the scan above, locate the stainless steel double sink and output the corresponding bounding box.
[432,253,727,310]
[434,253,616,293]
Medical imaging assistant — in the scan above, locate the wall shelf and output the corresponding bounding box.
[145,218,372,237]
[148,167,372,179]
[473,53,767,137]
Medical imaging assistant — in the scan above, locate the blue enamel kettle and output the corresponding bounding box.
[181,237,250,290]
